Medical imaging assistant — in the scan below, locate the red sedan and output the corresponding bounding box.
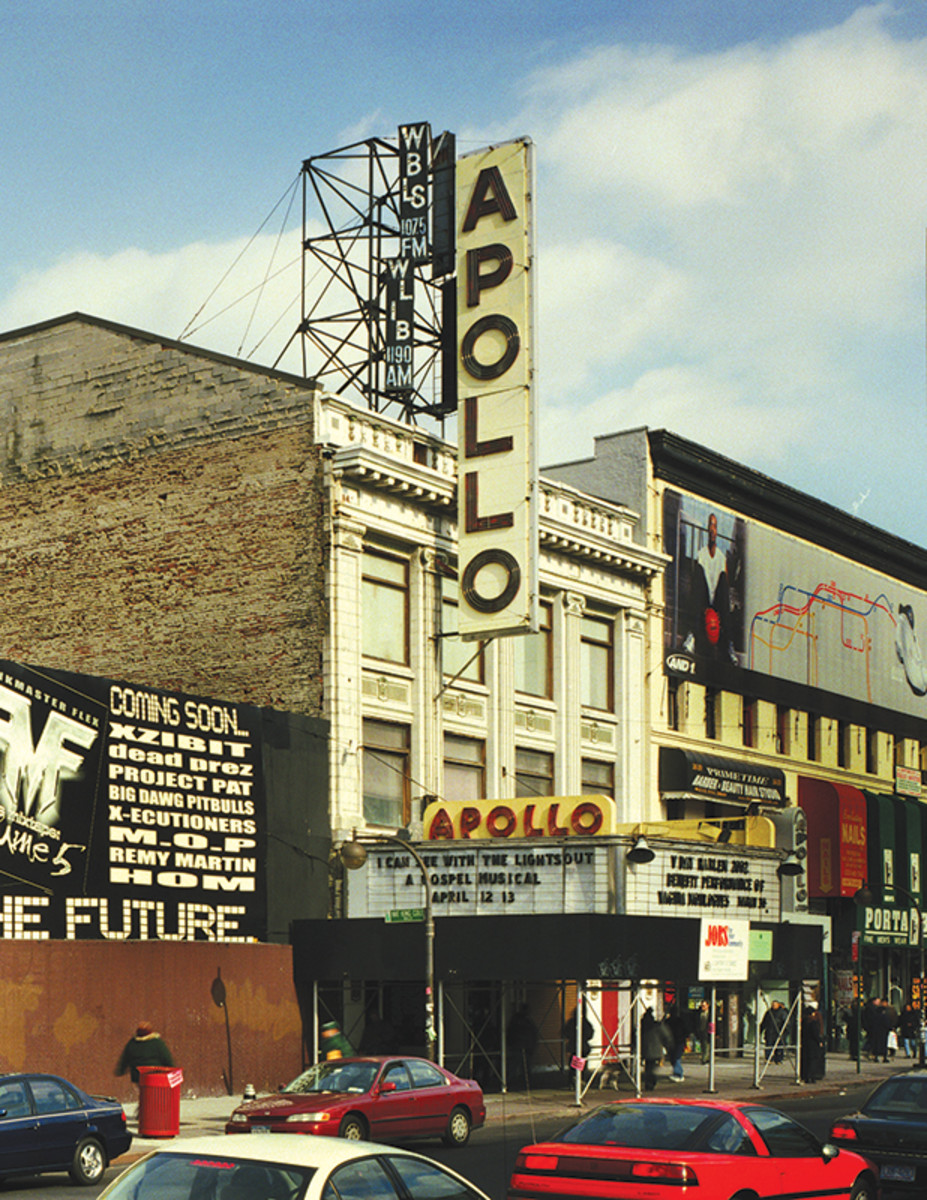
[226,1056,485,1147]
[507,1098,877,1200]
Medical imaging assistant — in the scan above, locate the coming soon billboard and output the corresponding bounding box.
[0,661,328,942]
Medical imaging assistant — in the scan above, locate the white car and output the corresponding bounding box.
[98,1132,491,1200]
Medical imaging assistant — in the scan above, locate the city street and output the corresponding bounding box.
[0,1074,883,1200]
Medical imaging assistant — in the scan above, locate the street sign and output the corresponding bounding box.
[385,908,425,924]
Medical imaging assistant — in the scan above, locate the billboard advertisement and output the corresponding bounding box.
[0,661,269,941]
[664,489,927,720]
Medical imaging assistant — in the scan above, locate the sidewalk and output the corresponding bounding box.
[113,1050,910,1165]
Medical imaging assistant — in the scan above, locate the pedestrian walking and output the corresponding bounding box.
[665,1006,688,1081]
[900,1002,919,1058]
[321,1021,355,1060]
[640,1008,673,1091]
[760,1000,787,1063]
[800,1002,825,1083]
[115,1021,174,1084]
[697,999,711,1063]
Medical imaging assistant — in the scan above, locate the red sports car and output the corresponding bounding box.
[507,1098,877,1200]
[226,1056,485,1147]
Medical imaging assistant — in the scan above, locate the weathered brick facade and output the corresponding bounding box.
[0,314,327,714]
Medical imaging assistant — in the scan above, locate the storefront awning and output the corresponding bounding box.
[660,747,786,807]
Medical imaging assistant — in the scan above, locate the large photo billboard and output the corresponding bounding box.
[664,489,927,720]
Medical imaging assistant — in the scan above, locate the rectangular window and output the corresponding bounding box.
[667,679,680,732]
[867,729,878,775]
[837,720,849,768]
[742,697,757,748]
[807,715,819,762]
[362,549,408,665]
[580,613,614,711]
[441,575,484,684]
[363,719,410,826]
[705,688,718,740]
[776,705,790,755]
[514,600,553,698]
[581,758,614,799]
[443,734,485,803]
[515,747,554,797]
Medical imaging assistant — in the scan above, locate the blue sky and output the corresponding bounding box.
[3,2,927,547]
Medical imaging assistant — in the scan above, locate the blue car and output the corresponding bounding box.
[0,1072,132,1186]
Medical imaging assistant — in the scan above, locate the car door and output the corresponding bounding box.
[0,1077,41,1176]
[406,1059,453,1135]
[747,1106,850,1197]
[27,1076,90,1170]
[367,1061,419,1140]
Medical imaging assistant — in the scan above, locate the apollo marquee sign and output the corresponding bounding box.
[456,138,538,640]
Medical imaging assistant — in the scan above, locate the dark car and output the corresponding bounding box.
[831,1068,927,1193]
[508,1098,877,1200]
[0,1071,132,1186]
[226,1056,485,1147]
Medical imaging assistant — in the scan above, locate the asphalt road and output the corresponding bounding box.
[0,1083,876,1200]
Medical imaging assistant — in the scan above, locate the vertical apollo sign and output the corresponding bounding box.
[457,139,538,639]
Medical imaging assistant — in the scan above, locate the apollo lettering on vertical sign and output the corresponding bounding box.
[384,123,431,394]
[456,138,538,639]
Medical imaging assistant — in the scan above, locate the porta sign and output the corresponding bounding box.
[456,139,538,639]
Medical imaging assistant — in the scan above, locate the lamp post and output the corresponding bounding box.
[854,881,925,1068]
[340,831,436,1062]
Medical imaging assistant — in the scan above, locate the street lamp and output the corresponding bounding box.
[854,881,925,1068]
[340,830,436,1062]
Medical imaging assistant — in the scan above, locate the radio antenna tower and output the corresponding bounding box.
[275,125,457,427]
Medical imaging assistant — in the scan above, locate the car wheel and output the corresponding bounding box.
[850,1176,878,1200]
[339,1114,367,1141]
[443,1106,471,1147]
[70,1137,106,1186]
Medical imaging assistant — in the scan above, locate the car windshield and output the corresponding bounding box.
[864,1076,927,1119]
[98,1151,311,1200]
[555,1104,723,1150]
[283,1062,379,1095]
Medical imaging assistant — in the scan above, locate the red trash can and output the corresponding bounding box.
[137,1067,183,1137]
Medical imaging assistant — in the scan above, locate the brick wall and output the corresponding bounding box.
[0,940,303,1099]
[0,316,327,715]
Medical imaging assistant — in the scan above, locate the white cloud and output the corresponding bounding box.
[0,234,308,373]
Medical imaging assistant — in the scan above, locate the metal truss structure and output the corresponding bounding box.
[279,134,457,427]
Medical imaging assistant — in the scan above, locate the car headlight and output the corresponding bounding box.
[230,1112,249,1124]
[287,1111,332,1123]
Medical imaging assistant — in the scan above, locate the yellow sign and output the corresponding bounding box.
[423,794,616,840]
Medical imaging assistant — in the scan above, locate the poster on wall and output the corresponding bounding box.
[663,489,927,721]
[0,661,265,942]
[698,916,750,981]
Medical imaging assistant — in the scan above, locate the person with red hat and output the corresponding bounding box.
[115,1021,174,1083]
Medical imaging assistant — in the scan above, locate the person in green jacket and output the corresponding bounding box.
[116,1021,174,1082]
[321,1021,355,1059]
